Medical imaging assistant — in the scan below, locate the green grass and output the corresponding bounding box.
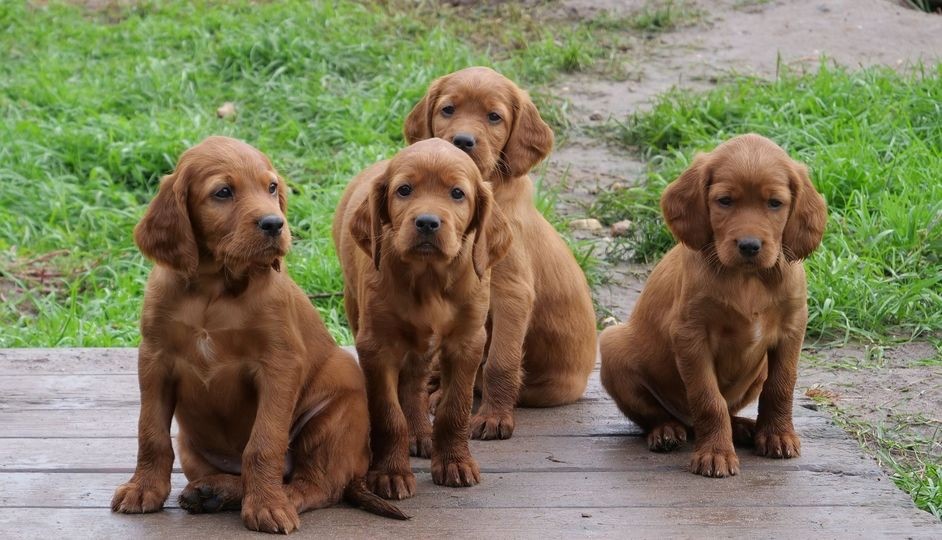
[732,0,772,10]
[593,64,942,343]
[906,0,942,13]
[0,0,612,347]
[895,462,942,519]
[627,0,703,33]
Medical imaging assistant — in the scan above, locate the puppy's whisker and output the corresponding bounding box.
[700,242,722,276]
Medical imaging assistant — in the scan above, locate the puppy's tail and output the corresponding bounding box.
[343,478,410,520]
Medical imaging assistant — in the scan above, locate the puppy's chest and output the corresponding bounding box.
[705,294,784,367]
[159,296,270,382]
[389,291,465,352]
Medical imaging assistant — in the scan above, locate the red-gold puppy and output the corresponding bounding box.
[333,138,511,499]
[111,136,405,534]
[405,66,597,440]
[600,134,827,477]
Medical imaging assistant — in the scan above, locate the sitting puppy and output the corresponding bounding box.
[111,136,405,533]
[405,67,597,440]
[600,134,827,478]
[333,138,511,499]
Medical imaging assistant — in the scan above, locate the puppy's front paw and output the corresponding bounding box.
[646,421,688,452]
[431,455,480,487]
[111,477,171,513]
[241,491,300,534]
[366,469,416,500]
[689,446,740,478]
[754,427,801,459]
[408,435,433,458]
[470,407,515,440]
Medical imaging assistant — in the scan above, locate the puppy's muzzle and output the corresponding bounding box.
[737,237,762,258]
[452,133,476,154]
[415,214,441,235]
[258,214,285,237]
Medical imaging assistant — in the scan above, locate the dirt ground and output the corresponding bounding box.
[542,0,942,471]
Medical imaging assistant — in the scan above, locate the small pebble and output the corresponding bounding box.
[589,112,604,121]
[581,512,592,518]
[610,219,632,237]
[569,218,603,232]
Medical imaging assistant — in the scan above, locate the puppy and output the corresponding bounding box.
[333,138,511,499]
[404,66,597,440]
[600,134,827,477]
[111,136,405,533]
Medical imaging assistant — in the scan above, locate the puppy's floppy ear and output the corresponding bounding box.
[403,77,444,144]
[276,174,288,214]
[469,182,512,279]
[782,161,827,261]
[271,176,289,274]
[350,175,390,270]
[500,88,554,179]
[660,153,713,251]
[134,170,198,276]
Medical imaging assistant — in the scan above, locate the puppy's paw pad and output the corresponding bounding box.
[470,410,515,440]
[731,417,757,446]
[689,448,740,478]
[242,493,300,534]
[431,456,480,487]
[366,470,416,500]
[408,435,433,459]
[111,480,169,513]
[754,428,801,459]
[646,422,688,452]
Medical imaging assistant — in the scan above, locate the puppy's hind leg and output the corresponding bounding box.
[177,432,243,514]
[283,395,357,514]
[616,380,687,453]
[601,352,687,452]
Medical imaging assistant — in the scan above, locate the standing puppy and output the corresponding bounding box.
[600,134,827,477]
[334,138,511,499]
[111,136,405,534]
[405,67,597,440]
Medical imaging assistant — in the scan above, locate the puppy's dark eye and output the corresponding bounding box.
[450,187,465,201]
[487,112,502,124]
[442,105,455,117]
[214,186,233,199]
[396,184,413,197]
[717,196,733,207]
[768,198,783,209]
[268,182,278,195]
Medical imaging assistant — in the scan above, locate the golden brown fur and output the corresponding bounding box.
[333,138,511,499]
[600,134,827,477]
[405,67,597,440]
[111,136,405,533]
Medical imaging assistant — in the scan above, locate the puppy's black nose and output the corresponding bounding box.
[258,214,284,237]
[452,133,476,152]
[415,214,441,234]
[738,237,762,257]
